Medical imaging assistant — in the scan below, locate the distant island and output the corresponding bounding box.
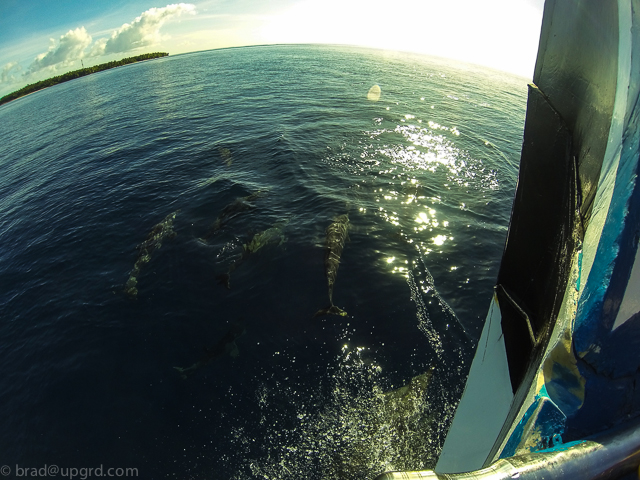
[0,52,169,106]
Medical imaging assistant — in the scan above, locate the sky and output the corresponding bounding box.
[0,0,545,97]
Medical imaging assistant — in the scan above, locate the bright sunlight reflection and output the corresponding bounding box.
[260,0,542,77]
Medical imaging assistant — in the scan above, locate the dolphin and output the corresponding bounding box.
[174,322,246,379]
[124,210,180,298]
[201,190,265,241]
[217,219,288,288]
[315,213,349,317]
[218,147,233,166]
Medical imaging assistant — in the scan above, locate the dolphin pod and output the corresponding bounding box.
[173,322,246,379]
[315,213,350,317]
[124,210,180,298]
[123,203,358,384]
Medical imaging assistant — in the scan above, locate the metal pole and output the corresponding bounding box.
[374,417,640,480]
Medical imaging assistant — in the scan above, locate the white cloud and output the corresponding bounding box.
[91,3,196,56]
[90,38,108,57]
[28,27,92,73]
[1,61,22,84]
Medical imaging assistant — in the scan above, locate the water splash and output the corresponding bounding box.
[407,270,444,359]
[233,345,439,480]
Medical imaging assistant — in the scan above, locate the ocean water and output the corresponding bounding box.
[0,45,527,479]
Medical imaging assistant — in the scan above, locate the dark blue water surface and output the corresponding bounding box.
[0,45,527,479]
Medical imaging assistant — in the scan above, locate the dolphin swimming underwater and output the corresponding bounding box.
[124,210,180,298]
[315,213,349,317]
[217,219,288,288]
[173,322,246,379]
[201,190,265,242]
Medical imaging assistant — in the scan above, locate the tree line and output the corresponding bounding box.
[0,52,169,106]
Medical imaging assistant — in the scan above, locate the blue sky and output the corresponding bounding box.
[0,0,545,97]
